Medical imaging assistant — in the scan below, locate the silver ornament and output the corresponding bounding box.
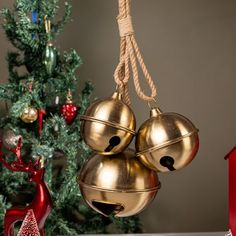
[3,129,22,148]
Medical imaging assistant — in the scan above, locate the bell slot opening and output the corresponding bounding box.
[104,136,121,152]
[92,201,124,217]
[160,156,176,171]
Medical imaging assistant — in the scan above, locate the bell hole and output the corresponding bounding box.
[104,136,121,152]
[92,201,124,217]
[160,156,176,171]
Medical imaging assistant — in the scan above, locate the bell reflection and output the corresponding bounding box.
[77,149,159,217]
[80,91,136,155]
[136,108,199,172]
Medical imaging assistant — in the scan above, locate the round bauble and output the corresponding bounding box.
[80,92,136,155]
[3,129,22,149]
[20,107,38,123]
[77,149,159,217]
[136,108,199,172]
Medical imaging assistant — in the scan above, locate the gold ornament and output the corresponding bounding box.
[136,108,199,172]
[80,91,136,155]
[20,107,38,123]
[77,149,159,217]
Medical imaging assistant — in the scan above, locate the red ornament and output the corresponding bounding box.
[225,147,236,236]
[61,102,78,125]
[60,90,78,125]
[17,209,40,236]
[0,139,53,236]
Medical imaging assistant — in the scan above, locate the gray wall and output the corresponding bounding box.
[1,0,236,233]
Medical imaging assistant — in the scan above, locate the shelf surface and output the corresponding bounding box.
[81,233,227,236]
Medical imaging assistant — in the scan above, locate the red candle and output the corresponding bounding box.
[225,146,236,235]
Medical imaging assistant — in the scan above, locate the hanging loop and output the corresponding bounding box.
[114,0,158,104]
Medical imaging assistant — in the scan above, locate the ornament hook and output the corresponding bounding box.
[67,89,73,102]
[44,15,51,34]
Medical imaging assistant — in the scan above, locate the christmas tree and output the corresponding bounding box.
[0,0,142,235]
[18,210,40,236]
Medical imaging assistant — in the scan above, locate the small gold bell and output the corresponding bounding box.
[136,108,199,172]
[77,149,159,217]
[20,106,38,123]
[80,92,136,155]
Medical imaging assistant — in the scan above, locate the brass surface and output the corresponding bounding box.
[80,92,136,155]
[136,108,199,172]
[77,149,159,217]
[20,107,38,123]
[80,116,136,135]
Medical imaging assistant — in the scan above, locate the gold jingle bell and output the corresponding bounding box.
[77,149,159,217]
[80,92,136,155]
[20,106,38,123]
[136,108,199,172]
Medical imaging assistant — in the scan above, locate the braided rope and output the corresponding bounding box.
[114,0,157,104]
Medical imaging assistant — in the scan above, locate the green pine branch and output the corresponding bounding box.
[0,0,142,234]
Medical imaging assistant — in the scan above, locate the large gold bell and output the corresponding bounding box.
[136,108,199,172]
[77,149,159,217]
[80,92,136,155]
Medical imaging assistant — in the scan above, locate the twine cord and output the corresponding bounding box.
[114,0,157,104]
[44,16,51,34]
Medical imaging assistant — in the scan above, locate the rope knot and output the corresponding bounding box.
[114,0,157,104]
[118,15,134,37]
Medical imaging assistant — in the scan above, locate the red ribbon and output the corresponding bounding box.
[225,146,236,235]
[38,109,46,137]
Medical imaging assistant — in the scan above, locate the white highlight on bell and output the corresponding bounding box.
[151,126,168,144]
[98,164,117,189]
